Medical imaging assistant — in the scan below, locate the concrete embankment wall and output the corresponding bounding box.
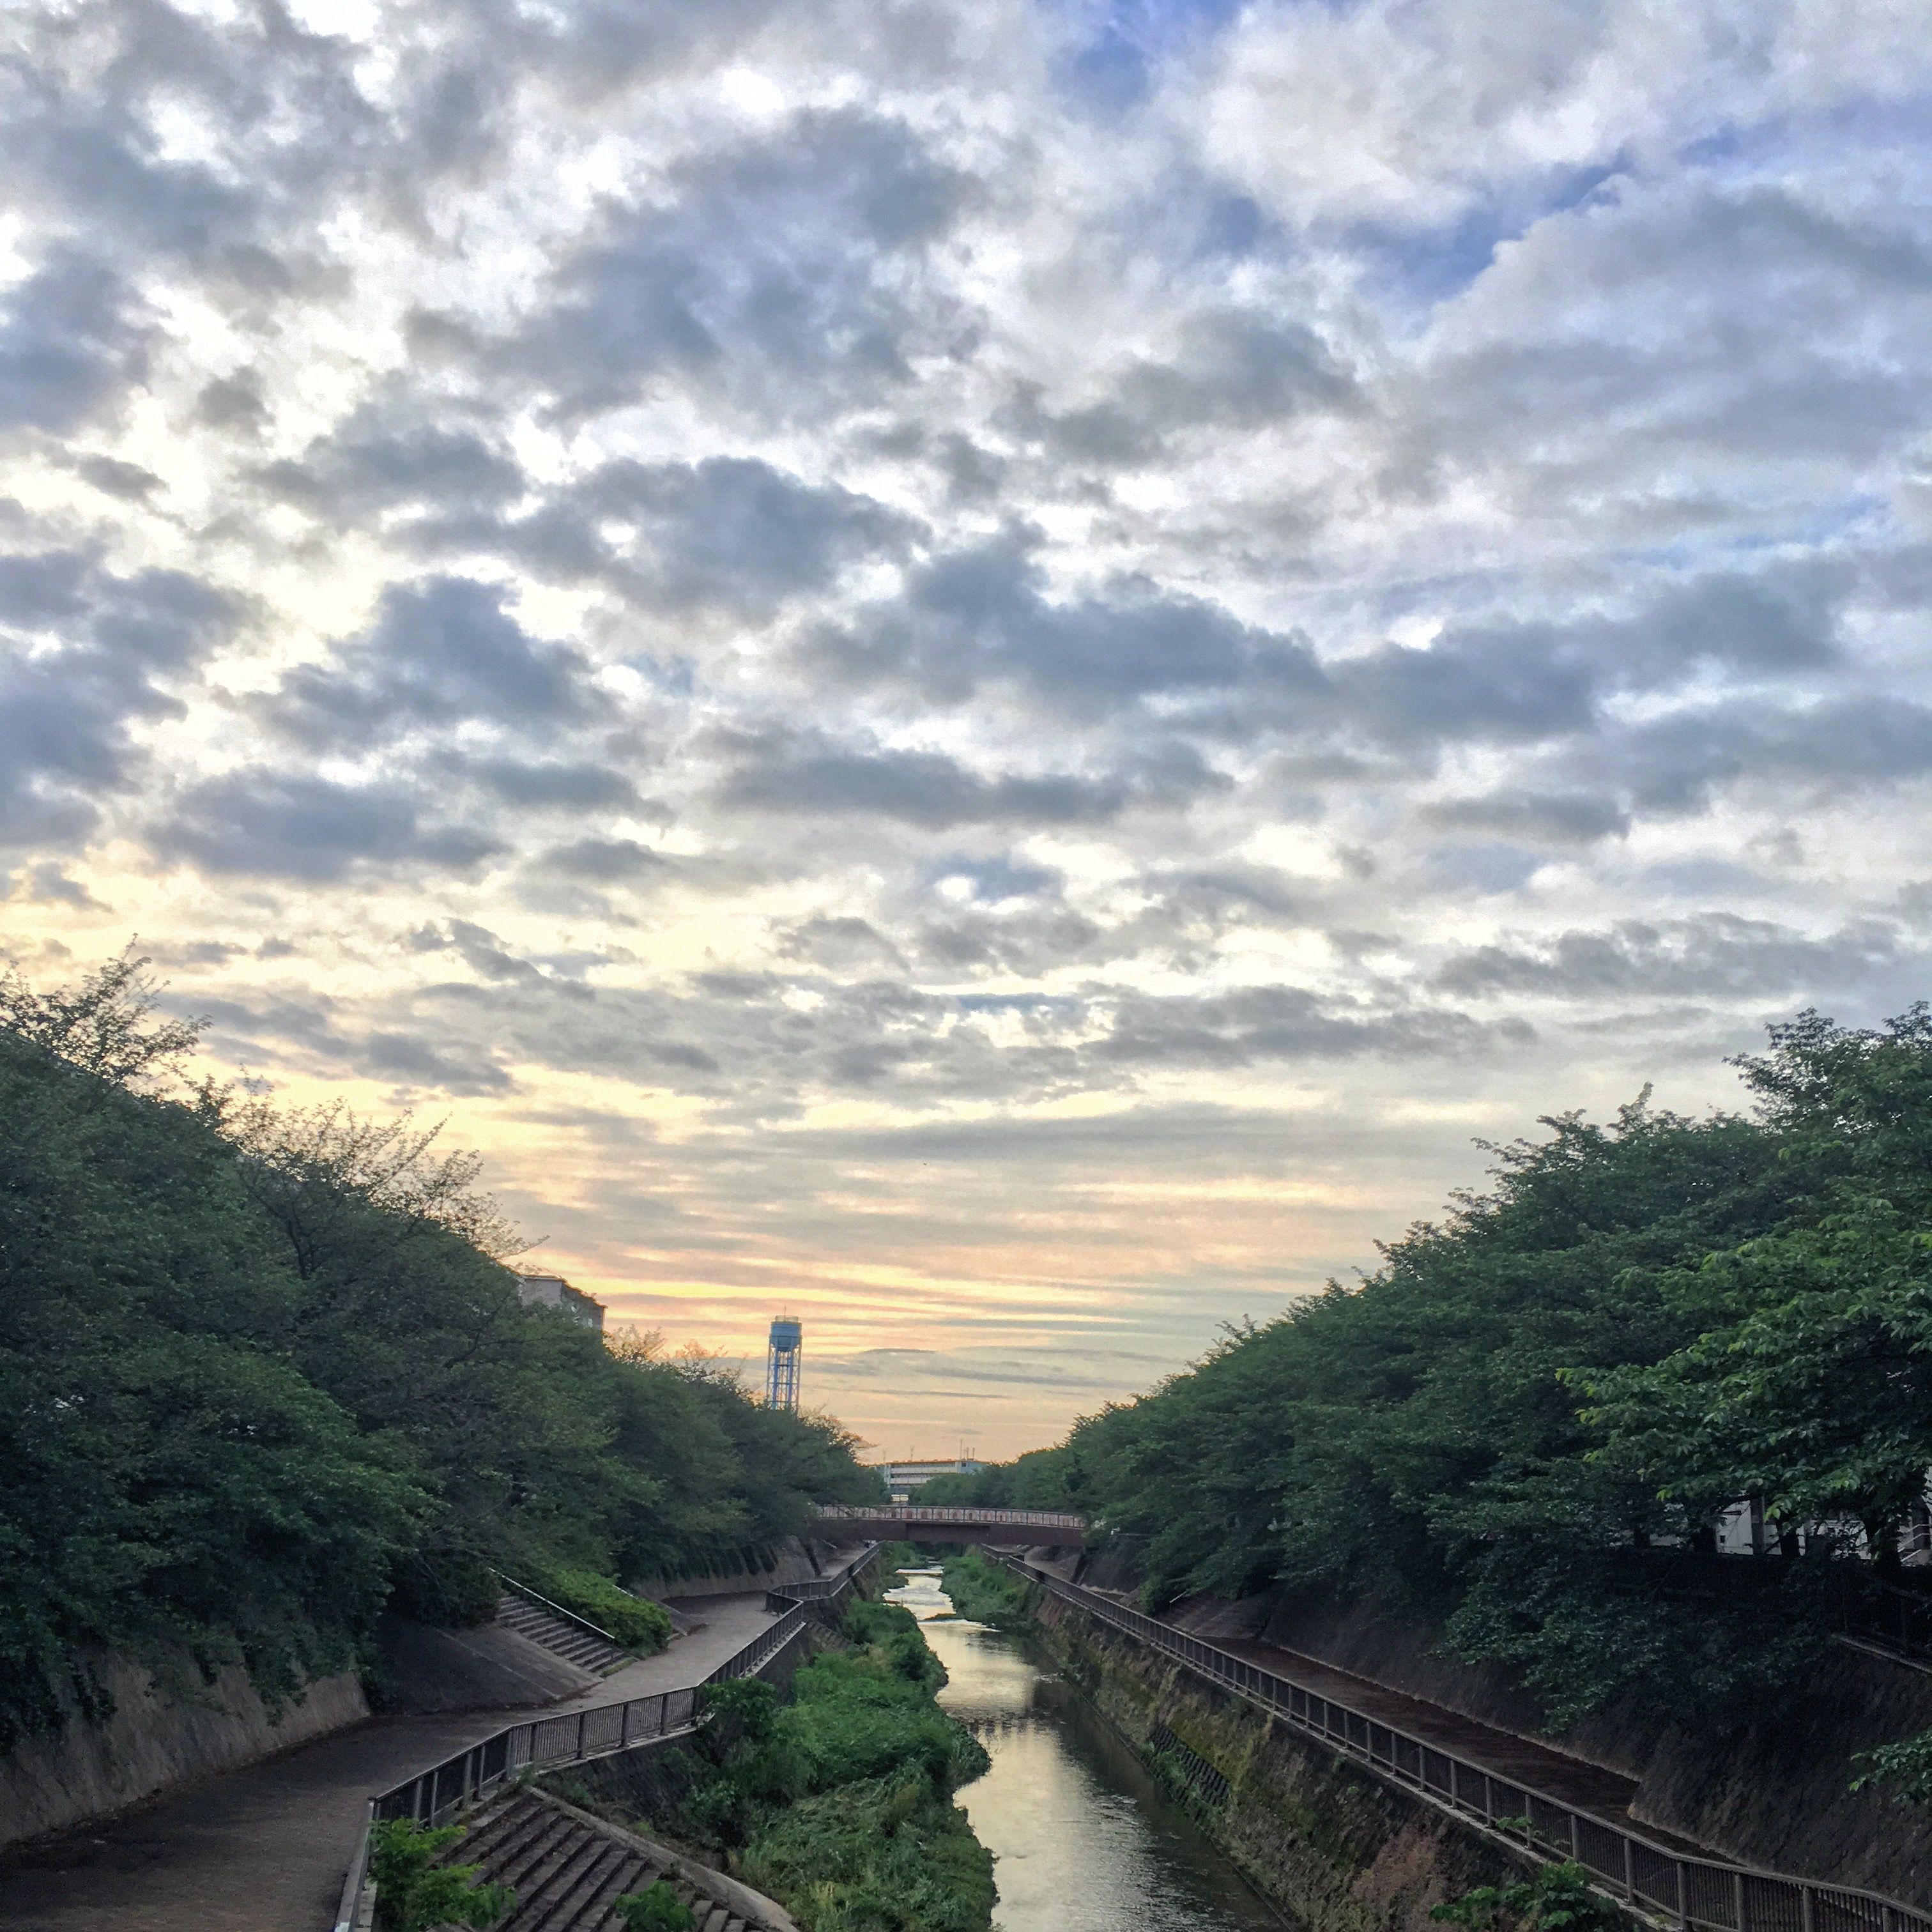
[1156,1584,1932,1904]
[1029,1589,1540,1932]
[0,1644,367,1849]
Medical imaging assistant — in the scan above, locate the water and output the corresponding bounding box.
[885,1567,1285,1932]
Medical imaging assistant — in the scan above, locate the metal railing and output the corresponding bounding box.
[492,1570,625,1652]
[331,1545,882,1931]
[816,1505,1087,1529]
[1002,1558,1932,1932]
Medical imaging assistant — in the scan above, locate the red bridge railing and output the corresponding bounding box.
[816,1505,1087,1529]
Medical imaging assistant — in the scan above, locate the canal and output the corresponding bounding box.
[885,1565,1285,1932]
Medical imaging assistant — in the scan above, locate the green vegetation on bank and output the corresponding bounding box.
[533,1568,676,1653]
[367,1818,513,1932]
[937,1550,1031,1630]
[0,954,881,1747]
[638,1600,994,1932]
[922,1006,1932,1751]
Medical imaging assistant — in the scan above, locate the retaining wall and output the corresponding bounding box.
[1161,1584,1932,1902]
[630,1537,857,1602]
[0,1644,367,1849]
[1029,1589,1548,1932]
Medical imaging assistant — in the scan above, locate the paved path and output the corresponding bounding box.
[0,1595,783,1932]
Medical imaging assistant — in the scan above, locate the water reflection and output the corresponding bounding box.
[885,1568,1285,1932]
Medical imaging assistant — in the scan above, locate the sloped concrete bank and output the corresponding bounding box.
[1157,1584,1932,1903]
[628,1535,853,1601]
[1025,1586,1539,1932]
[0,1643,367,1850]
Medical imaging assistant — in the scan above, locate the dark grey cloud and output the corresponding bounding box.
[1092,983,1533,1069]
[256,408,526,522]
[0,251,150,433]
[1423,788,1630,845]
[410,455,914,620]
[156,773,503,881]
[808,528,1320,715]
[263,576,601,746]
[73,453,162,502]
[1596,695,1932,815]
[195,370,268,436]
[1433,912,1915,1000]
[541,837,673,882]
[0,549,234,848]
[445,755,644,811]
[1010,308,1361,468]
[716,729,1138,828]
[495,109,974,422]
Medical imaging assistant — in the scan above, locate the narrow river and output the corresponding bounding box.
[885,1567,1285,1932]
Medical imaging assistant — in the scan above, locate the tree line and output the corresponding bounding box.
[923,1005,1932,1730]
[0,954,880,1749]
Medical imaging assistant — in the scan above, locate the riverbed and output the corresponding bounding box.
[885,1567,1284,1932]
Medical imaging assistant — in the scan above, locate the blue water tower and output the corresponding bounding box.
[766,1315,802,1412]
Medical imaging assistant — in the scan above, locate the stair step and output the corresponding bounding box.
[441,1790,783,1932]
[493,1592,631,1673]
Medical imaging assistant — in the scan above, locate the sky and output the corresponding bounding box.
[3,0,1931,1462]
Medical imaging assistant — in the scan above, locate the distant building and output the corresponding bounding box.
[877,1458,985,1505]
[514,1272,605,1331]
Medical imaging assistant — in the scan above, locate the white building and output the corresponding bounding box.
[514,1272,606,1332]
[876,1458,985,1505]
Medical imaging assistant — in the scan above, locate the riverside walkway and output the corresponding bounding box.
[0,1593,788,1932]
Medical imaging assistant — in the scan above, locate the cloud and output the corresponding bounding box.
[715,730,1140,828]
[495,107,976,421]
[263,577,602,747]
[0,251,151,433]
[1013,308,1362,468]
[808,530,1321,716]
[0,549,235,849]
[1433,913,1916,1000]
[8,0,1932,1449]
[156,774,503,881]
[1423,790,1630,845]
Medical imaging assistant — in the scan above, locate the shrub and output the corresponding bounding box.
[1430,1859,1621,1932]
[535,1567,674,1653]
[615,1880,696,1931]
[1852,1727,1932,1805]
[368,1819,514,1932]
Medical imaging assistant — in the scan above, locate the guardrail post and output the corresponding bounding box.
[1800,1888,1813,1932]
[1735,1869,1746,1932]
[1676,1860,1689,1930]
[1570,1813,1580,1859]
[576,1710,586,1760]
[1623,1837,1635,1900]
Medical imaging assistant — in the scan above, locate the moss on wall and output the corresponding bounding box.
[1029,1590,1578,1932]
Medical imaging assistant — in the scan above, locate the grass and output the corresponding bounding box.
[938,1550,1033,1630]
[641,1600,995,1932]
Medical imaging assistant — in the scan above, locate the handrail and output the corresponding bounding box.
[330,1544,883,1930]
[1002,1558,1932,1932]
[492,1570,624,1652]
[815,1505,1087,1528]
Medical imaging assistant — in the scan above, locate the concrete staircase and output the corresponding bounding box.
[444,1788,786,1931]
[494,1589,632,1676]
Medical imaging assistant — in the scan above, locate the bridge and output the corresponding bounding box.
[815,1504,1087,1548]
